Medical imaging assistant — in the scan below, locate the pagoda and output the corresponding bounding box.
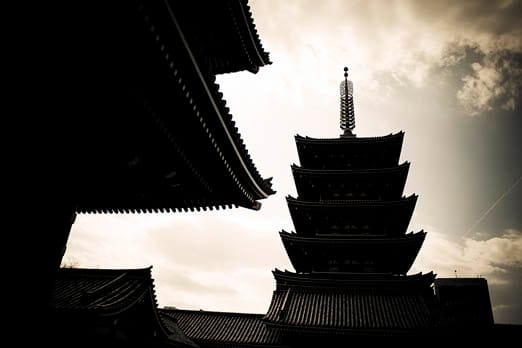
[163,68,503,344]
[263,68,437,340]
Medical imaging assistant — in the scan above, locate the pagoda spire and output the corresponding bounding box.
[340,67,355,137]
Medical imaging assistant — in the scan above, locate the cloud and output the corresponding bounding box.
[64,211,292,313]
[250,0,522,116]
[413,229,522,283]
[440,42,522,116]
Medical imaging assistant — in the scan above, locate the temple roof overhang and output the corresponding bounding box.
[170,0,271,74]
[280,231,426,274]
[54,0,274,213]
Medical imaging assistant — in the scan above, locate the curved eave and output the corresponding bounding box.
[280,230,426,244]
[77,202,240,214]
[286,194,417,208]
[53,267,169,338]
[291,162,410,176]
[272,269,436,290]
[233,0,272,68]
[143,1,274,207]
[295,131,404,145]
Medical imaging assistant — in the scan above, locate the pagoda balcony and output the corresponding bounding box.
[291,162,409,201]
[295,132,403,170]
[286,195,417,237]
[280,231,426,274]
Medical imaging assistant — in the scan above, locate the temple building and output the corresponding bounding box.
[163,68,502,343]
[25,0,275,316]
[51,267,198,347]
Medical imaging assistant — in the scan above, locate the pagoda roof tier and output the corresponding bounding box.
[172,0,271,74]
[280,231,426,274]
[287,195,417,237]
[295,132,404,170]
[291,162,409,201]
[54,0,275,213]
[263,284,437,334]
[272,269,436,291]
[161,309,285,347]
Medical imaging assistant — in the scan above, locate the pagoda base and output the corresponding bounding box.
[263,270,438,336]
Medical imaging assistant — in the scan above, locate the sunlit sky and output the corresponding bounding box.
[64,0,522,324]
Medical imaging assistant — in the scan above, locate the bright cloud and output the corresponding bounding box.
[63,211,292,313]
[413,229,522,283]
[250,0,522,116]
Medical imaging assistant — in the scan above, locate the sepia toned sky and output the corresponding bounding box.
[64,0,522,324]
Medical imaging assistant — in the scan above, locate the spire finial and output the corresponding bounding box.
[340,66,355,137]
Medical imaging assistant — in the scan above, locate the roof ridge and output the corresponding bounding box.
[291,162,410,174]
[162,308,264,317]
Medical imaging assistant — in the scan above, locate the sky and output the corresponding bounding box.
[64,0,522,324]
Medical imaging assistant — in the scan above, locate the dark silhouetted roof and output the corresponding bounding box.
[37,0,274,214]
[162,309,285,347]
[52,267,197,347]
[286,195,417,237]
[291,162,409,201]
[294,132,404,170]
[53,267,156,316]
[171,0,271,75]
[280,231,426,274]
[264,288,436,333]
[272,269,436,290]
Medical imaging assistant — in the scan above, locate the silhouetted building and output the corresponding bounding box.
[163,68,505,343]
[51,267,198,347]
[25,0,274,317]
[435,278,494,328]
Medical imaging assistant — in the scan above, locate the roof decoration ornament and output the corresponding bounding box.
[340,67,355,137]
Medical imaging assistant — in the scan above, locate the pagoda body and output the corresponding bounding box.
[263,69,437,340]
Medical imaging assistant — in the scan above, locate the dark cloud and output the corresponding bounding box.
[489,268,522,323]
[407,0,522,37]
